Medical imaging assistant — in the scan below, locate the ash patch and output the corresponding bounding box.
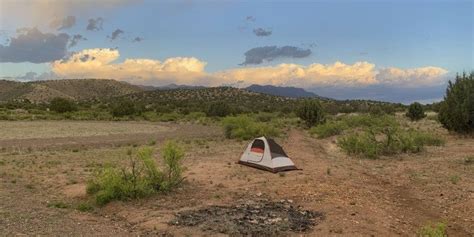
[170,200,324,236]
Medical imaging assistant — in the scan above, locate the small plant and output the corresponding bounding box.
[76,202,94,212]
[417,222,447,237]
[161,141,185,190]
[296,100,325,127]
[406,102,426,121]
[47,201,69,209]
[449,175,460,184]
[464,156,474,165]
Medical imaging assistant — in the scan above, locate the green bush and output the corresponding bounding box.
[50,97,77,113]
[158,112,181,122]
[296,100,325,127]
[406,102,426,121]
[110,100,136,117]
[439,72,474,134]
[417,222,447,237]
[86,143,185,206]
[207,101,232,117]
[310,121,347,138]
[338,128,444,159]
[160,141,185,190]
[222,115,280,140]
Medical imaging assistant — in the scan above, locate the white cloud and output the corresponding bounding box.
[51,48,208,85]
[50,48,448,88]
[375,67,449,87]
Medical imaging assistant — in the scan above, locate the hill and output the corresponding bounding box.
[0,79,144,103]
[246,84,321,98]
[121,87,298,113]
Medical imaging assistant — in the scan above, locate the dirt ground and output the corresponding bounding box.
[0,120,473,236]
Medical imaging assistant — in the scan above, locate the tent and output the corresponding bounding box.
[238,137,298,173]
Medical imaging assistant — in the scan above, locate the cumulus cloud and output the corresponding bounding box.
[86,17,104,31]
[0,28,69,63]
[49,48,448,90]
[240,46,312,65]
[219,61,377,87]
[253,28,272,37]
[375,67,448,87]
[108,29,124,41]
[49,16,76,30]
[51,48,209,85]
[68,34,87,48]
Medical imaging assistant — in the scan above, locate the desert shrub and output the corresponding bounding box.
[207,101,231,117]
[50,97,77,113]
[110,99,136,117]
[438,72,474,134]
[338,128,444,159]
[369,105,385,116]
[222,115,280,140]
[158,112,181,122]
[296,100,325,127]
[406,102,426,121]
[160,141,185,190]
[86,143,185,206]
[417,222,447,237]
[310,114,399,139]
[310,121,348,138]
[252,112,276,122]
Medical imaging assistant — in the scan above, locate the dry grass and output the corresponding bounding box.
[0,121,169,140]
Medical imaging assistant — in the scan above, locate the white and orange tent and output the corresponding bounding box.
[238,137,298,173]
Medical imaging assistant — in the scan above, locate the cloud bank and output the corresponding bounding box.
[50,48,448,90]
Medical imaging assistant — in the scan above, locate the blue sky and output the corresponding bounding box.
[0,0,472,103]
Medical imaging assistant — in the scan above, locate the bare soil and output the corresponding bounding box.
[0,120,472,236]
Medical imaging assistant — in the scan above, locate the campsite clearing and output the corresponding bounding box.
[0,120,473,236]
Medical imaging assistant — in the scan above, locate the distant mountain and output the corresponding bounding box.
[157,83,206,90]
[0,79,143,102]
[245,84,321,98]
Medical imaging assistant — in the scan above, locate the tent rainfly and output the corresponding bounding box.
[238,137,298,173]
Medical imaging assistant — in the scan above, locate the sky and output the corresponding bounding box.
[0,0,472,103]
